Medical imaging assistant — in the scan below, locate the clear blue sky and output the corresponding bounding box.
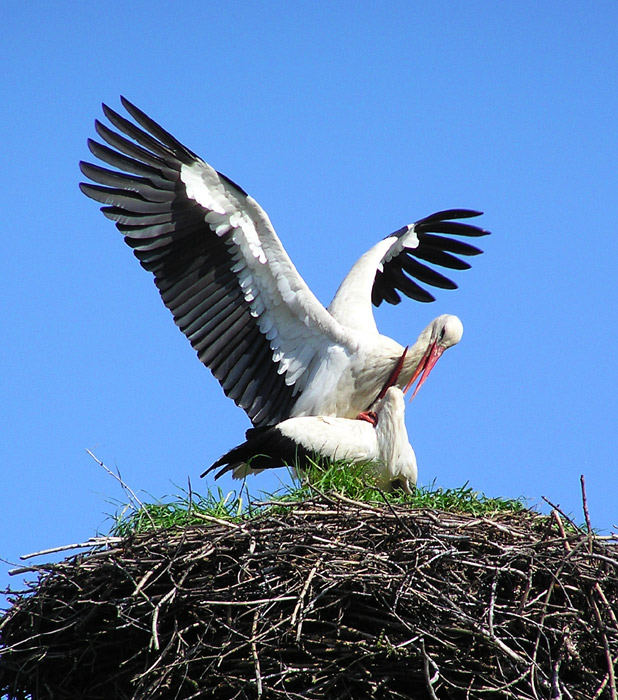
[2,2,616,601]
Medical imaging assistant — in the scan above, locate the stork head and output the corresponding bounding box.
[404,314,463,399]
[433,313,464,349]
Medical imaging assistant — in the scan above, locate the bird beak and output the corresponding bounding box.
[403,341,445,400]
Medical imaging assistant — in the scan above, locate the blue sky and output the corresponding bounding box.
[2,2,616,601]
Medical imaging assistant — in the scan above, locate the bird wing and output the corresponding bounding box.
[328,209,489,332]
[285,416,376,463]
[80,98,351,426]
[372,209,490,306]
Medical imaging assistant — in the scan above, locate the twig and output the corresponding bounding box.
[251,609,263,698]
[197,595,297,606]
[542,495,581,533]
[594,582,618,627]
[291,553,324,640]
[151,587,176,652]
[132,569,155,598]
[551,510,571,552]
[488,570,498,637]
[8,564,56,576]
[86,449,156,529]
[421,639,440,700]
[580,474,595,555]
[327,489,387,513]
[551,656,563,700]
[590,596,618,700]
[190,512,243,529]
[580,474,593,535]
[594,654,618,700]
[375,486,416,538]
[20,537,122,560]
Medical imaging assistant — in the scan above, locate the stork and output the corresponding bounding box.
[203,386,417,494]
[80,98,489,426]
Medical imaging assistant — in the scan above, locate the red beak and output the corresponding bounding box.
[403,341,445,400]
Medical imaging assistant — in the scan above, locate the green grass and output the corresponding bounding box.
[111,487,250,537]
[278,458,528,515]
[110,457,529,536]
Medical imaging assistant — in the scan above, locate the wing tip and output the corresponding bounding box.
[200,461,221,479]
[78,180,94,196]
[119,95,147,123]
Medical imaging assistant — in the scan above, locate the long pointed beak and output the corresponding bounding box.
[403,341,445,400]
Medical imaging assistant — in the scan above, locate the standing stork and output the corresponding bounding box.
[204,387,417,494]
[80,98,489,426]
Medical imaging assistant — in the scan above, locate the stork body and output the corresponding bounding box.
[205,387,417,493]
[80,98,488,426]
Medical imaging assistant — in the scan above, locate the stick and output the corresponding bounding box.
[421,639,440,700]
[20,537,122,560]
[551,510,572,552]
[251,609,263,698]
[542,495,581,532]
[86,449,156,529]
[580,474,593,535]
[191,512,243,529]
[151,588,176,652]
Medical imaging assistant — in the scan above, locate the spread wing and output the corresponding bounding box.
[80,97,350,427]
[328,209,490,332]
[372,209,490,306]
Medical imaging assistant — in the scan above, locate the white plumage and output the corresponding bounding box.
[204,387,417,493]
[80,98,489,428]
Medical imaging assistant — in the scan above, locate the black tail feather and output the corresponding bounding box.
[201,427,310,479]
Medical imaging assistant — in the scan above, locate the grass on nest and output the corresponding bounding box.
[111,457,529,536]
[281,458,528,515]
[111,487,249,537]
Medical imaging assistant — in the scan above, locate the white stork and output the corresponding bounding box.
[204,386,417,493]
[80,98,489,427]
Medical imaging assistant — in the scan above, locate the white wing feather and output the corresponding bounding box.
[181,159,355,396]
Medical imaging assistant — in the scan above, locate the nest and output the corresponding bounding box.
[1,496,617,699]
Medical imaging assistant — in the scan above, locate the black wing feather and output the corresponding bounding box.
[202,425,312,479]
[80,98,296,426]
[372,210,490,307]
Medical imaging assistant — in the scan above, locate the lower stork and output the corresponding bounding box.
[203,386,417,493]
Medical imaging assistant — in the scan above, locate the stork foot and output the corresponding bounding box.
[391,477,415,495]
[356,410,378,427]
